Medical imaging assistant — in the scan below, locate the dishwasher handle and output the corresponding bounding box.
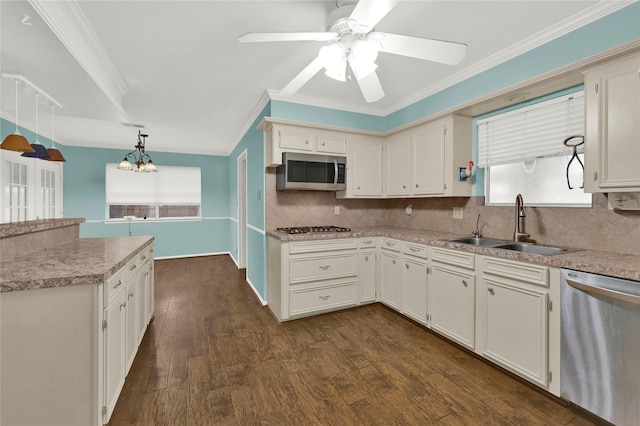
[566,278,640,305]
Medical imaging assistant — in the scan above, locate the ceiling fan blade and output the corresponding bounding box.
[372,32,467,65]
[354,68,385,103]
[279,56,325,97]
[238,32,337,43]
[349,0,399,32]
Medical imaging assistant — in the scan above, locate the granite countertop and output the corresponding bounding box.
[267,226,640,282]
[0,218,85,239]
[0,236,154,293]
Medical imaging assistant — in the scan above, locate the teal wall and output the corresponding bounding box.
[61,145,230,258]
[228,103,270,302]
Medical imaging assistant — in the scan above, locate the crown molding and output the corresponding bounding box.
[28,0,130,121]
[263,0,633,119]
[228,90,272,155]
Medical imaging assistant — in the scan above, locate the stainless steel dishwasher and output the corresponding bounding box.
[561,269,640,425]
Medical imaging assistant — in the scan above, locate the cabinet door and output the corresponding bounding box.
[413,124,445,195]
[482,277,549,387]
[385,135,412,196]
[278,128,314,151]
[138,264,149,345]
[125,277,139,374]
[430,265,475,349]
[317,134,346,154]
[358,249,376,303]
[351,140,383,196]
[379,251,402,310]
[585,53,640,192]
[402,256,428,325]
[104,290,126,422]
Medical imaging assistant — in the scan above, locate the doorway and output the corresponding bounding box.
[237,150,248,269]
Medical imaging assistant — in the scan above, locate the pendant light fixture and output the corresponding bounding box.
[45,105,66,162]
[117,131,157,172]
[1,80,35,153]
[21,93,51,159]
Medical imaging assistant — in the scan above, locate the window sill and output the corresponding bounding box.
[104,217,203,224]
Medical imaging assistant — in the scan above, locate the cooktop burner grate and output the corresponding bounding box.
[276,226,351,234]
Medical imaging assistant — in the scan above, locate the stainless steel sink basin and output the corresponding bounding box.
[492,242,576,256]
[441,237,579,256]
[442,237,511,247]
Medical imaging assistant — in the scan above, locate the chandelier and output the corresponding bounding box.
[117,131,157,172]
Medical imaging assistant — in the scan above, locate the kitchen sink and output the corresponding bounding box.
[492,242,576,256]
[441,237,579,256]
[441,237,512,247]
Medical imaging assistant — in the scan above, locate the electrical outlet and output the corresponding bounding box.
[453,207,464,219]
[334,206,340,215]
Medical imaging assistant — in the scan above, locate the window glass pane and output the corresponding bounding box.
[487,154,591,206]
[159,205,200,218]
[109,205,156,219]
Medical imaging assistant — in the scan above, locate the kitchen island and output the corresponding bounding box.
[0,219,154,426]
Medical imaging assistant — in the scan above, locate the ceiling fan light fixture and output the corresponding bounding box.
[320,43,348,81]
[349,39,379,80]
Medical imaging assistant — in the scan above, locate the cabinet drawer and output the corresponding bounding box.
[359,238,376,248]
[290,253,357,284]
[317,135,346,154]
[482,256,549,288]
[431,247,475,270]
[139,246,152,264]
[289,238,357,254]
[404,243,428,259]
[290,281,357,316]
[106,267,126,305]
[380,238,401,252]
[126,255,140,278]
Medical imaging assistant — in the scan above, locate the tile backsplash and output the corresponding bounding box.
[265,170,640,256]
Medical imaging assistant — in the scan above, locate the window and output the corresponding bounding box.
[477,90,591,206]
[105,164,201,220]
[0,150,63,223]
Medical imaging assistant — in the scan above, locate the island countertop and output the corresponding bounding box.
[267,226,640,282]
[0,236,153,293]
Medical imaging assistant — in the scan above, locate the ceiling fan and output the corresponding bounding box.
[239,0,467,103]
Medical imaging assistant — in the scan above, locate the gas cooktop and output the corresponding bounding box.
[276,226,351,234]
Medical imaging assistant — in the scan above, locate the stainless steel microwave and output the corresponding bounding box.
[276,152,347,191]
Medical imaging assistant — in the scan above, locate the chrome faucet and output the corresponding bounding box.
[472,213,482,238]
[513,194,530,242]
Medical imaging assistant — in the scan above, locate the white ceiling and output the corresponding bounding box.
[0,0,626,156]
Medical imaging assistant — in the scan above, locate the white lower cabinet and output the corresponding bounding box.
[104,285,127,421]
[267,238,358,321]
[357,238,377,303]
[478,256,560,396]
[378,240,403,310]
[429,247,476,349]
[402,254,428,325]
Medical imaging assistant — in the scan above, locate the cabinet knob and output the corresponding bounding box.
[364,256,368,261]
[403,185,406,189]
[462,280,468,287]
[416,184,419,188]
[305,140,309,144]
[357,186,361,190]
[322,142,325,146]
[593,171,598,181]
[488,287,495,295]
[405,264,410,269]
[392,259,396,265]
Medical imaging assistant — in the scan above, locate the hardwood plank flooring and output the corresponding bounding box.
[108,255,605,426]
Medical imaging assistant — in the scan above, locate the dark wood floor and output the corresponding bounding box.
[108,255,602,426]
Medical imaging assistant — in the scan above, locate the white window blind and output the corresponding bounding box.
[106,164,201,205]
[477,91,584,168]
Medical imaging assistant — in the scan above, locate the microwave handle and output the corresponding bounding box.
[333,159,338,186]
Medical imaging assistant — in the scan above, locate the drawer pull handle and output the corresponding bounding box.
[130,264,137,271]
[128,292,134,299]
[488,287,495,295]
[392,259,396,265]
[319,295,330,301]
[319,265,331,271]
[409,247,420,252]
[462,280,468,287]
[120,302,126,311]
[364,256,369,261]
[385,242,395,247]
[112,280,123,290]
[141,255,146,260]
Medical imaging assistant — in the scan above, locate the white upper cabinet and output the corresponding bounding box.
[584,52,640,192]
[337,135,384,198]
[384,115,472,198]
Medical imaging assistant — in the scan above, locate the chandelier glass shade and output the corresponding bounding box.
[319,38,379,82]
[117,131,157,172]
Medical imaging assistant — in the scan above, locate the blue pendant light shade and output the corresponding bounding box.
[21,93,51,160]
[1,80,35,153]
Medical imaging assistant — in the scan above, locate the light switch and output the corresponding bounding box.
[453,207,464,219]
[334,206,340,215]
